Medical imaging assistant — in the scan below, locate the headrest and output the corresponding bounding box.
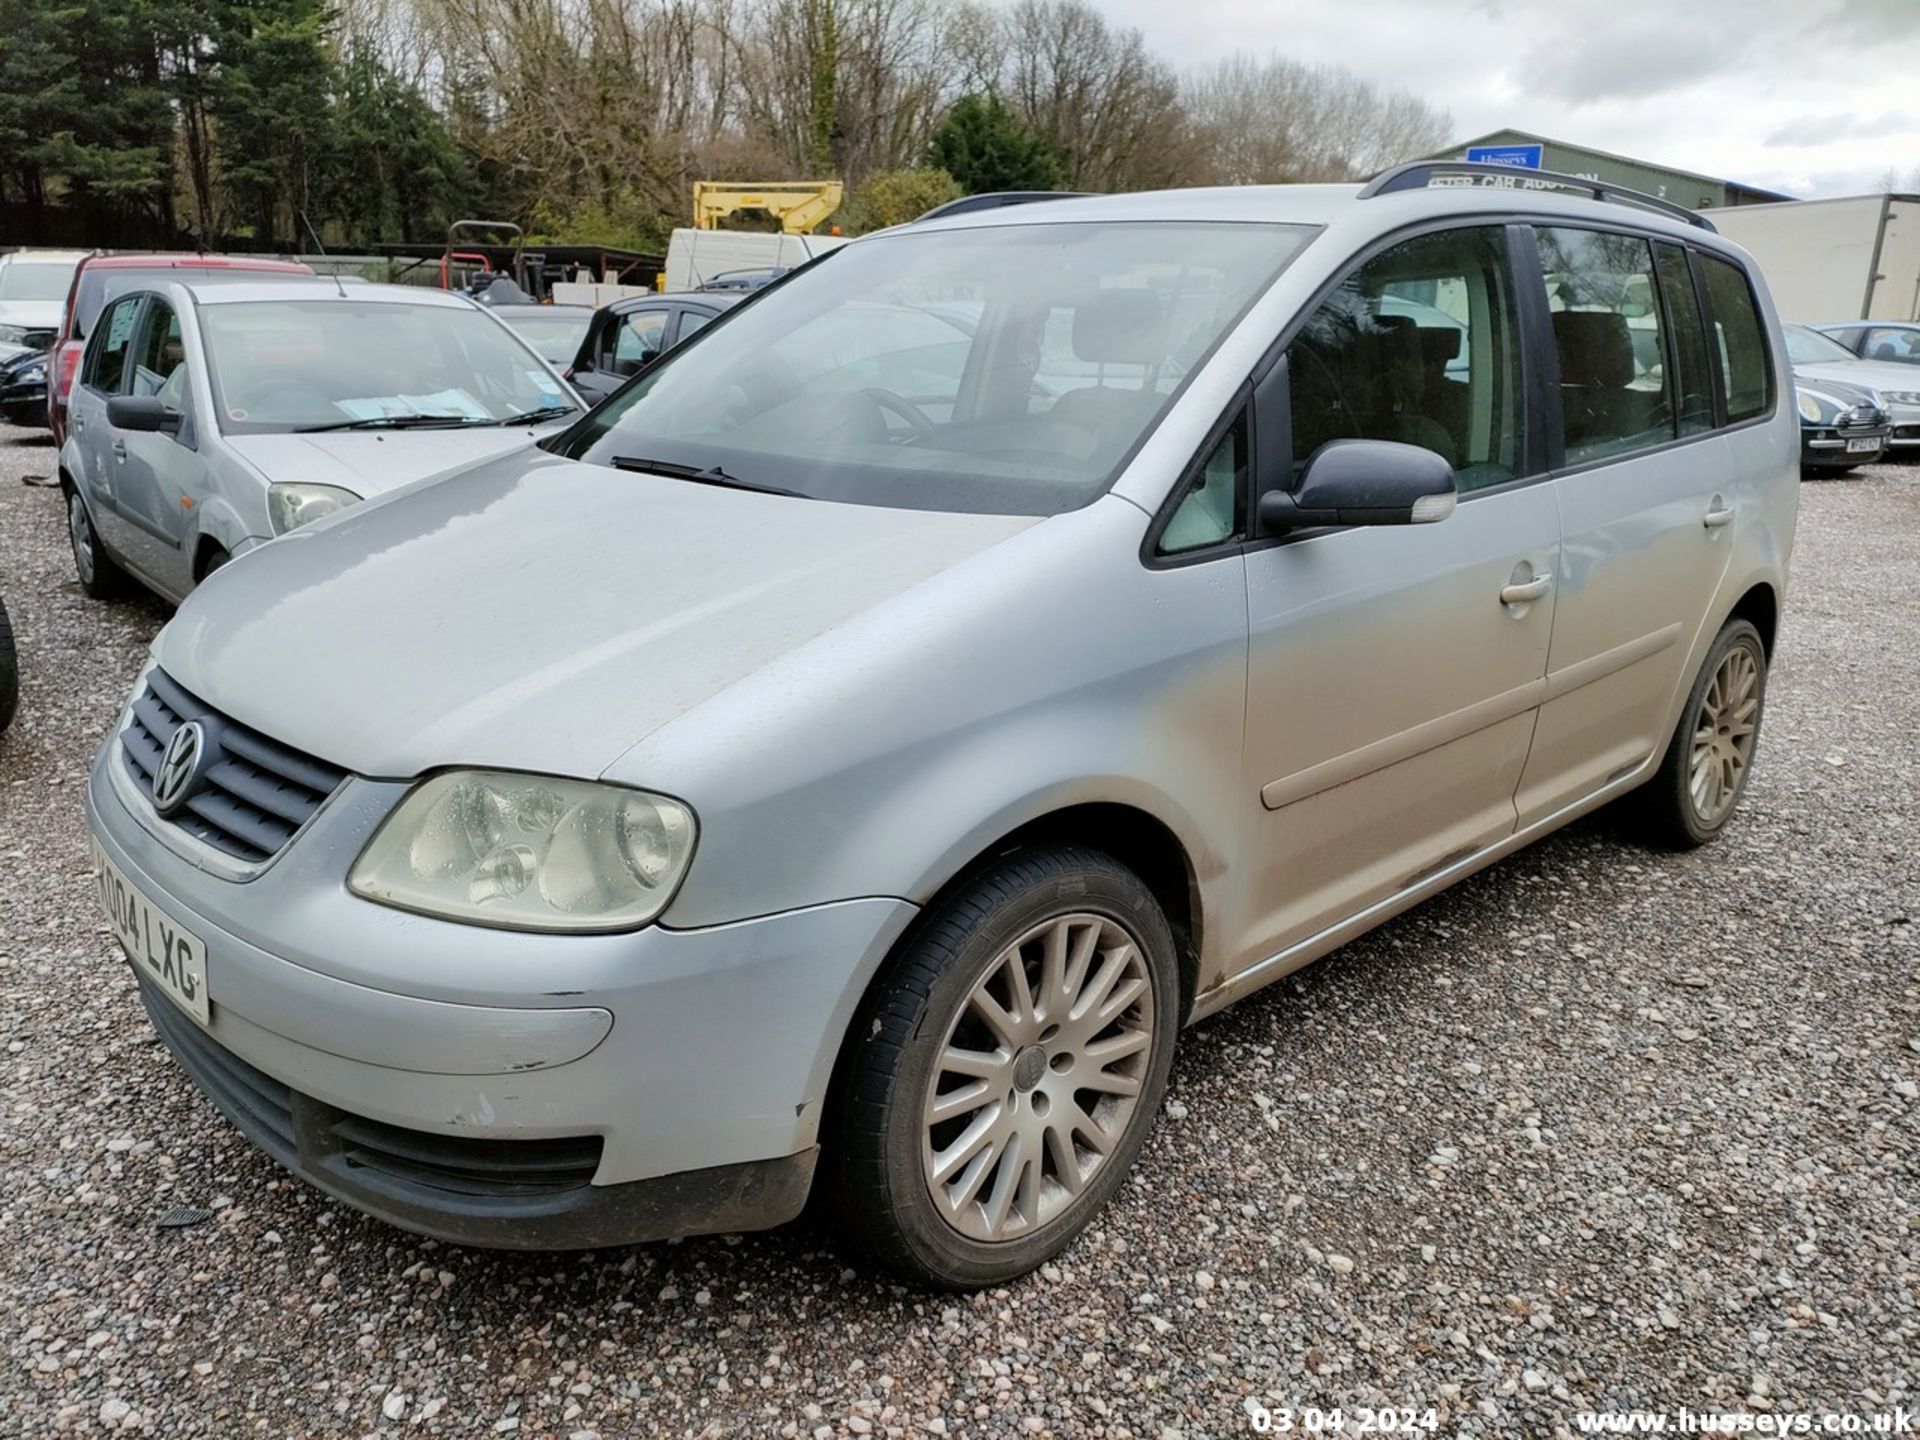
[1419,326,1462,364]
[1072,290,1168,366]
[1552,310,1634,390]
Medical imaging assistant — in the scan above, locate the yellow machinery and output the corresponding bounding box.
[693,181,844,235]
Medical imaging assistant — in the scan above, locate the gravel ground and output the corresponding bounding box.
[2,424,1916,1439]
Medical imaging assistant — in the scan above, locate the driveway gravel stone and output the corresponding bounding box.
[2,425,1914,1436]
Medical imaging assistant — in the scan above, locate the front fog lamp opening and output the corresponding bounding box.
[349,772,696,932]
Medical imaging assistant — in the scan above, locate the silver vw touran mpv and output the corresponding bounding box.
[88,165,1797,1288]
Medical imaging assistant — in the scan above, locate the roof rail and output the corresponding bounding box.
[915,191,1096,223]
[1358,161,1717,232]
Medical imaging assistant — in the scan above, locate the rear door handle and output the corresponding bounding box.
[1500,574,1553,605]
[1703,498,1734,528]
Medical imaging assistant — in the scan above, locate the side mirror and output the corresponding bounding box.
[1257,438,1457,535]
[106,393,182,435]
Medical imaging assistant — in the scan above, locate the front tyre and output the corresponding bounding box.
[828,846,1180,1289]
[1636,618,1768,849]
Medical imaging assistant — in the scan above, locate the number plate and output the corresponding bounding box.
[93,840,210,1025]
[1846,437,1881,453]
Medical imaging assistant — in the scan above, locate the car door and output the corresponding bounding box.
[1512,231,1745,825]
[111,294,205,597]
[572,304,671,402]
[1232,223,1561,970]
[69,293,144,560]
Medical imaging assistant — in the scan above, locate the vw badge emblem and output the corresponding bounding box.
[153,721,205,814]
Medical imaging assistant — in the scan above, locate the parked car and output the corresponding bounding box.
[564,292,743,402]
[0,342,50,427]
[88,166,1796,1288]
[1794,378,1889,473]
[489,302,594,368]
[60,280,579,605]
[48,253,318,446]
[1785,324,1920,455]
[1815,319,1920,366]
[0,591,15,735]
[0,248,86,350]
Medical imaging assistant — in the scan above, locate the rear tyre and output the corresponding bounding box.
[65,482,128,600]
[0,593,17,736]
[1634,618,1768,850]
[826,846,1180,1289]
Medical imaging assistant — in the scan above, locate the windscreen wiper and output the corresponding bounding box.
[493,404,577,426]
[293,414,487,433]
[610,455,803,498]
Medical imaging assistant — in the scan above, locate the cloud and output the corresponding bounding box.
[1762,111,1920,146]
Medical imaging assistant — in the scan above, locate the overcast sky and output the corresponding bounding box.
[1096,0,1920,199]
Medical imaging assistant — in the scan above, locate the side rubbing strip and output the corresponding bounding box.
[1260,677,1546,811]
[1257,622,1685,813]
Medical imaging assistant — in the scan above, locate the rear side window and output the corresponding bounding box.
[1698,255,1771,422]
[1535,227,1673,465]
[86,296,141,393]
[1653,244,1714,437]
[1288,225,1525,492]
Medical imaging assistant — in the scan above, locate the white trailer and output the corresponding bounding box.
[662,229,846,294]
[1705,194,1920,325]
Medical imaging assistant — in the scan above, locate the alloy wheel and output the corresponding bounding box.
[920,912,1156,1243]
[69,492,95,586]
[1688,643,1760,825]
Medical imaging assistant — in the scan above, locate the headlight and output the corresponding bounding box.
[267,482,360,535]
[17,361,45,384]
[1796,389,1841,423]
[1882,390,1920,406]
[349,771,696,931]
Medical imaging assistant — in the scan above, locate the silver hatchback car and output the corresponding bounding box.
[60,280,578,605]
[87,166,1797,1288]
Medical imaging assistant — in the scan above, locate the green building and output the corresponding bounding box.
[1423,129,1793,210]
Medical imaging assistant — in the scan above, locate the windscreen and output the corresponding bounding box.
[199,299,574,433]
[1785,325,1862,366]
[559,220,1314,515]
[0,260,78,302]
[501,310,593,366]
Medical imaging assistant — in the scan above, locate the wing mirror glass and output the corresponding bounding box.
[1257,438,1458,535]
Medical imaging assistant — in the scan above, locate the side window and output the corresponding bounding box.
[131,299,188,409]
[1865,327,1920,363]
[1288,226,1524,492]
[1653,244,1714,437]
[1536,227,1674,464]
[611,310,669,374]
[678,310,714,341]
[87,297,141,394]
[1157,414,1246,556]
[1698,256,1771,422]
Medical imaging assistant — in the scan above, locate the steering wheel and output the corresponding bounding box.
[861,386,937,441]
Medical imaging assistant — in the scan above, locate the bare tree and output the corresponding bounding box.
[1184,52,1452,184]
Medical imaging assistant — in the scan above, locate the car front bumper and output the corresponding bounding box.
[1801,422,1889,465]
[87,731,917,1249]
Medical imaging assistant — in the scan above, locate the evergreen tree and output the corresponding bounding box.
[926,94,1065,195]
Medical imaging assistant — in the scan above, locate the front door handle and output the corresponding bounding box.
[1703,496,1734,529]
[1500,573,1553,606]
[110,439,128,461]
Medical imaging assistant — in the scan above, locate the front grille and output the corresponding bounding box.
[1895,424,1920,440]
[121,668,346,863]
[140,977,298,1163]
[1839,404,1886,429]
[332,1114,603,1197]
[138,980,604,1202]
